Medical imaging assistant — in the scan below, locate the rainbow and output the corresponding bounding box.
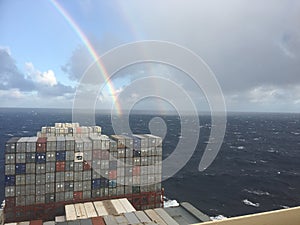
[49,0,122,115]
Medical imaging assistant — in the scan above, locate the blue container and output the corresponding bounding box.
[108,180,117,188]
[36,153,46,163]
[100,178,108,188]
[56,151,66,161]
[15,163,26,174]
[5,175,15,186]
[92,179,101,189]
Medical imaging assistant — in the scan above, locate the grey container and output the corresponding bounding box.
[74,162,83,171]
[25,195,35,205]
[16,137,28,152]
[56,192,65,202]
[25,174,35,185]
[82,180,91,191]
[46,173,55,183]
[83,190,91,199]
[125,157,133,165]
[36,185,46,195]
[5,154,15,164]
[26,163,36,174]
[141,157,149,166]
[117,176,125,186]
[117,186,124,195]
[36,174,46,185]
[56,182,64,192]
[46,162,56,173]
[45,193,55,203]
[109,139,117,152]
[65,161,74,171]
[15,185,25,196]
[46,152,56,162]
[5,186,15,197]
[109,151,118,160]
[5,137,20,153]
[65,171,74,181]
[45,183,55,193]
[124,212,140,225]
[83,137,92,151]
[16,174,26,185]
[36,163,46,173]
[89,136,101,150]
[16,153,26,163]
[64,182,74,191]
[74,181,83,191]
[101,160,109,170]
[26,152,36,163]
[66,151,75,161]
[83,171,91,181]
[26,137,38,152]
[80,219,92,225]
[133,157,141,166]
[56,136,66,151]
[26,184,35,195]
[92,170,101,179]
[108,188,117,196]
[117,149,125,158]
[74,171,83,181]
[132,176,140,185]
[83,150,92,161]
[36,195,45,204]
[56,172,65,182]
[92,189,101,198]
[117,158,125,168]
[117,168,125,177]
[65,136,75,151]
[47,137,57,151]
[124,186,132,194]
[5,164,15,175]
[75,138,84,152]
[64,191,73,201]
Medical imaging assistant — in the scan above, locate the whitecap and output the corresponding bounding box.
[237,146,245,150]
[210,215,227,221]
[243,199,260,207]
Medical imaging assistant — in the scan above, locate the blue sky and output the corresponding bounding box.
[1,0,300,112]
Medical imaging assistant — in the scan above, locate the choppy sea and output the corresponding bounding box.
[0,108,299,217]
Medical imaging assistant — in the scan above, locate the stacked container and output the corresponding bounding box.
[4,123,163,222]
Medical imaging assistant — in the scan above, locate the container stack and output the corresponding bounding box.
[4,123,163,222]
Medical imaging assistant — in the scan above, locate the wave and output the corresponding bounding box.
[243,199,260,207]
[243,189,270,196]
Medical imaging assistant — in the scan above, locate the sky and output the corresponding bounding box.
[0,0,300,113]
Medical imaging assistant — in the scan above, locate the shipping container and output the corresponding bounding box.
[36,137,47,152]
[5,137,20,153]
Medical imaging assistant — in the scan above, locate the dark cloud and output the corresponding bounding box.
[0,49,35,91]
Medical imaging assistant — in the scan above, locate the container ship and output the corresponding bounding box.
[2,123,300,225]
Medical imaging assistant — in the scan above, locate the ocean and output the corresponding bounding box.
[0,108,299,218]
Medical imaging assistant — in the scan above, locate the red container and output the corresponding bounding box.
[76,127,81,133]
[92,217,105,225]
[133,166,140,176]
[108,170,117,179]
[83,161,91,170]
[36,137,47,152]
[101,150,109,160]
[5,197,15,207]
[30,220,43,225]
[73,191,83,200]
[55,161,65,172]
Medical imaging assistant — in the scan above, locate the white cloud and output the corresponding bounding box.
[0,88,25,99]
[25,62,58,86]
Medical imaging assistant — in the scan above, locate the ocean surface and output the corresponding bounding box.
[0,108,300,217]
